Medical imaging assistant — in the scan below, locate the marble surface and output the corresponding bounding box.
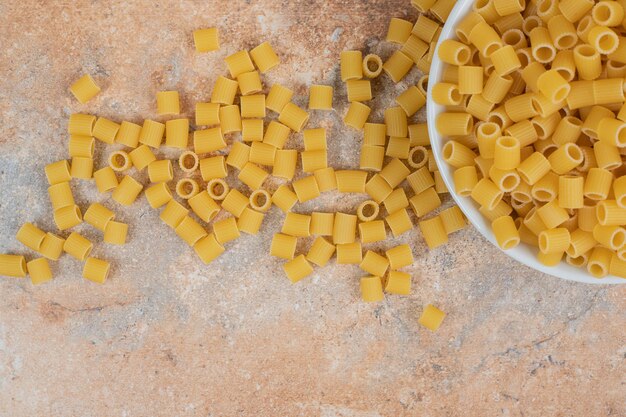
[0,1,624,416]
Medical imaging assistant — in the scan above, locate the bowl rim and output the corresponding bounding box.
[426,0,625,284]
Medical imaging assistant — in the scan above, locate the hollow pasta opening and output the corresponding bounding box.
[596,33,617,53]
[567,255,587,267]
[517,50,531,67]
[534,46,555,63]
[503,237,520,250]
[589,263,606,278]
[534,189,555,201]
[74,205,83,221]
[449,87,462,104]
[456,48,470,65]
[442,142,454,160]
[479,122,498,137]
[587,192,605,201]
[576,45,597,58]
[523,17,541,35]
[593,3,612,24]
[409,147,428,168]
[597,203,607,224]
[612,231,625,249]
[566,144,583,162]
[553,85,570,102]
[474,0,489,9]
[501,175,520,191]
[512,191,532,203]
[556,34,576,50]
[498,136,518,149]
[539,234,548,253]
[484,42,501,58]
[503,30,523,47]
[207,179,228,200]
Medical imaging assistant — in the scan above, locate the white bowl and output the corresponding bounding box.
[426,0,625,284]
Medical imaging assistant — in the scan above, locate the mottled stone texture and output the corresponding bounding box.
[0,1,624,416]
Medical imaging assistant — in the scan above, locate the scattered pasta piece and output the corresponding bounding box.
[418,304,446,331]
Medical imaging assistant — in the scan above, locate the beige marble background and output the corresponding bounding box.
[0,1,624,416]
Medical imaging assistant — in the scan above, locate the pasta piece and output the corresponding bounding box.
[419,216,448,249]
[273,149,298,180]
[573,44,601,81]
[396,86,425,116]
[453,166,478,197]
[333,213,357,244]
[39,233,65,260]
[432,83,463,106]
[240,94,266,118]
[360,276,384,302]
[248,189,271,213]
[384,106,409,137]
[94,167,118,193]
[195,102,220,126]
[587,246,612,278]
[384,270,411,295]
[45,160,71,185]
[434,171,449,194]
[593,224,626,250]
[278,102,309,132]
[112,175,143,206]
[310,212,334,236]
[84,203,114,232]
[538,228,571,254]
[237,207,265,235]
[225,143,250,171]
[440,206,467,234]
[340,50,363,82]
[82,257,110,284]
[237,71,263,96]
[385,208,413,237]
[139,119,165,148]
[386,244,413,269]
[558,175,584,209]
[176,178,199,199]
[309,85,334,110]
[15,223,46,251]
[241,119,264,143]
[178,151,199,174]
[347,80,372,103]
[271,233,298,260]
[160,200,189,229]
[225,50,254,78]
[220,105,242,134]
[344,102,371,130]
[292,175,320,203]
[303,128,327,151]
[438,40,471,65]
[175,216,208,246]
[70,74,100,103]
[548,143,583,174]
[70,157,93,179]
[238,162,268,190]
[283,255,314,283]
[597,200,626,226]
[194,127,227,154]
[436,112,473,136]
[266,84,293,113]
[537,199,569,229]
[314,167,337,192]
[263,121,291,149]
[387,17,413,43]
[128,145,156,171]
[271,185,298,213]
[104,221,128,245]
[471,178,504,210]
[145,182,173,209]
[115,121,141,148]
[357,200,379,222]
[336,242,363,264]
[365,174,393,203]
[250,41,279,72]
[363,54,384,78]
[430,0,455,21]
[68,135,95,158]
[165,118,189,149]
[379,158,411,190]
[306,237,336,267]
[537,70,571,104]
[383,51,414,83]
[336,170,367,193]
[418,304,446,331]
[207,179,229,201]
[108,151,132,173]
[492,215,521,249]
[211,76,238,105]
[587,26,619,55]
[360,145,385,171]
[156,91,180,115]
[301,150,327,173]
[383,188,409,215]
[250,142,277,167]
[93,117,120,144]
[26,258,52,285]
[63,232,93,260]
[359,220,387,243]
[469,21,503,56]
[194,234,225,264]
[409,188,441,217]
[213,217,240,244]
[193,28,219,52]
[68,113,96,136]
[0,254,27,278]
[221,189,249,218]
[188,191,220,222]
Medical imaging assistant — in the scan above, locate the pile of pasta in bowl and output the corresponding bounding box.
[433,0,626,281]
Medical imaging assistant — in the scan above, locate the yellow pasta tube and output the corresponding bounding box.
[63,232,93,260]
[457,66,484,95]
[304,237,334,267]
[308,85,334,110]
[82,257,110,284]
[436,112,473,136]
[344,102,371,130]
[115,121,141,148]
[164,118,189,149]
[492,215,521,250]
[278,102,309,133]
[383,188,409,215]
[45,160,71,185]
[146,160,173,183]
[175,216,208,246]
[359,276,384,302]
[584,167,612,201]
[271,233,298,260]
[26,258,52,285]
[573,44,602,81]
[0,254,27,278]
[213,217,240,244]
[271,185,297,213]
[396,86,425,117]
[597,200,626,226]
[250,41,279,72]
[332,212,357,244]
[359,251,389,277]
[491,45,522,76]
[442,140,477,168]
[175,178,199,200]
[70,157,93,179]
[225,50,254,78]
[336,242,363,264]
[594,141,622,170]
[409,188,441,218]
[493,136,521,170]
[537,200,569,229]
[340,50,363,82]
[593,224,626,250]
[609,253,626,278]
[266,85,293,114]
[221,189,249,218]
[111,175,143,206]
[104,221,128,245]
[108,151,131,172]
[249,142,277,167]
[548,143,583,174]
[597,117,626,147]
[138,119,164,149]
[236,70,263,96]
[39,233,65,261]
[193,234,225,265]
[587,246,612,278]
[538,227,571,255]
[438,40,471,65]
[292,175,320,202]
[84,203,114,232]
[195,102,220,126]
[588,25,619,54]
[145,182,173,209]
[432,83,463,106]
[536,70,571,105]
[188,191,220,222]
[471,178,504,210]
[469,21,503,56]
[273,149,298,180]
[129,145,156,171]
[70,74,100,103]
[363,54,384,78]
[52,204,82,231]
[193,28,219,52]
[386,244,413,270]
[219,105,242,134]
[160,200,189,229]
[156,91,180,115]
[211,76,238,105]
[385,208,413,237]
[68,113,96,136]
[283,255,314,284]
[383,51,414,83]
[240,94,266,118]
[418,216,448,249]
[68,135,95,158]
[16,223,46,252]
[310,212,334,236]
[558,175,584,209]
